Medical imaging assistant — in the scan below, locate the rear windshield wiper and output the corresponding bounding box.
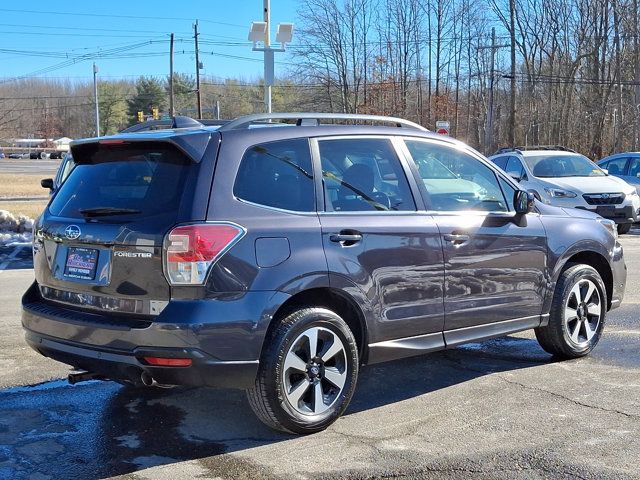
[78,207,141,217]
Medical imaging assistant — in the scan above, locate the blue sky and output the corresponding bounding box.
[0,0,300,82]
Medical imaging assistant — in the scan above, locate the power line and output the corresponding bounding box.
[0,8,246,28]
[0,23,195,36]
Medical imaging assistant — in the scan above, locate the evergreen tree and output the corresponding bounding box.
[127,77,167,120]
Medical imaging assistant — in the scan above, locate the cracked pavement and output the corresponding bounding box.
[1,232,639,479]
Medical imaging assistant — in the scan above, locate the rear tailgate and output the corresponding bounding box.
[33,132,217,315]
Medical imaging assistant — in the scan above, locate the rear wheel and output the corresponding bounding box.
[535,264,606,358]
[617,223,632,234]
[247,307,359,434]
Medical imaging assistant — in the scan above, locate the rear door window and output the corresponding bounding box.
[48,143,192,222]
[505,156,526,180]
[491,156,508,170]
[233,138,315,212]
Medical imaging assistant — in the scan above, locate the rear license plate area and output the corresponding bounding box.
[63,247,99,280]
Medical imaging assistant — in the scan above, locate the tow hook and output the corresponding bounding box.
[68,371,106,385]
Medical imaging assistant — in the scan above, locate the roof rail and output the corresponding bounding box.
[218,113,429,132]
[493,145,578,155]
[514,145,577,153]
[493,147,521,155]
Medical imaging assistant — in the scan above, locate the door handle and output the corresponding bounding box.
[443,233,470,245]
[330,233,362,245]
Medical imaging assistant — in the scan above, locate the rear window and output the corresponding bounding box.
[49,143,192,221]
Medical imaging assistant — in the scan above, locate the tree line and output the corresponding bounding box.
[1,0,639,159]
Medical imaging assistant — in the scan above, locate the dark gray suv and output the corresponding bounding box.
[23,113,626,434]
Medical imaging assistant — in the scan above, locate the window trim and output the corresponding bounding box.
[399,136,520,215]
[310,135,421,214]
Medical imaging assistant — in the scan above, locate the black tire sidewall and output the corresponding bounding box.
[617,223,632,234]
[263,308,359,434]
[556,265,606,356]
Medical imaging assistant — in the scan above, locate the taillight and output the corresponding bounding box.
[164,222,246,285]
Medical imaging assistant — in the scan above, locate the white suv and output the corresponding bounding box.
[489,147,640,234]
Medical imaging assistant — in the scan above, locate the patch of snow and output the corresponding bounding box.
[0,210,34,246]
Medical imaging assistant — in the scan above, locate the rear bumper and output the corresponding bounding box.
[24,329,258,388]
[576,204,639,224]
[22,282,290,388]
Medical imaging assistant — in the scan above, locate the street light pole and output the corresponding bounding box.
[263,0,272,113]
[249,3,292,114]
[93,63,100,137]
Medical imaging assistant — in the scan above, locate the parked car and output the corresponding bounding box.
[489,146,640,234]
[40,153,74,193]
[597,152,640,196]
[23,114,626,434]
[49,151,67,160]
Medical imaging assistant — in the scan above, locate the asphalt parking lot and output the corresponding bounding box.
[0,158,61,176]
[1,231,639,480]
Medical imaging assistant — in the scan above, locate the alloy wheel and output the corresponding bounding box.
[564,279,601,347]
[282,326,348,415]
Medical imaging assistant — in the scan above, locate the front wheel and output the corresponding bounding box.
[247,307,359,434]
[535,264,606,359]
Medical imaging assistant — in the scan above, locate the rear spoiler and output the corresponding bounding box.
[70,129,214,163]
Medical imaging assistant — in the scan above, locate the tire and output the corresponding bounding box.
[617,223,632,234]
[535,264,606,359]
[247,307,359,434]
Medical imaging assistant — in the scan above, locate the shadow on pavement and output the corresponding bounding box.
[0,336,552,480]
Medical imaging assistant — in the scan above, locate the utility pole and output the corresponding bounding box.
[264,0,272,113]
[194,20,202,119]
[508,0,517,146]
[93,63,100,137]
[479,28,508,154]
[169,33,175,117]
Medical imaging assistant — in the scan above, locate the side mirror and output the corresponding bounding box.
[514,190,535,214]
[41,178,54,190]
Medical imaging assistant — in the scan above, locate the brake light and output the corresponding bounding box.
[164,223,246,285]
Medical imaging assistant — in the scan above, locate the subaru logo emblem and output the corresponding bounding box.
[64,225,81,240]
[602,193,610,199]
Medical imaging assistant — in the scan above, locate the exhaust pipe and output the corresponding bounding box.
[68,371,105,385]
[140,371,175,389]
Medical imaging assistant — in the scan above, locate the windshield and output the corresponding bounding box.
[49,143,192,222]
[525,154,605,178]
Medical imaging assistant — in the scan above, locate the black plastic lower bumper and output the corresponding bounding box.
[576,205,638,224]
[25,329,258,389]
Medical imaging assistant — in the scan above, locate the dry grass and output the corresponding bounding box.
[0,201,48,219]
[0,174,49,198]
